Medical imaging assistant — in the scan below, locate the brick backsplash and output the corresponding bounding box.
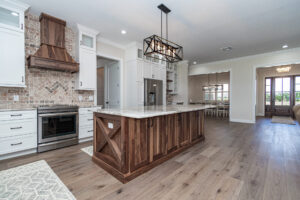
[0,12,94,109]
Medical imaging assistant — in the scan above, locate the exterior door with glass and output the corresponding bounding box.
[265,76,295,116]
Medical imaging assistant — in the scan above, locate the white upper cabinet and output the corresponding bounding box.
[0,1,27,32]
[77,24,97,51]
[76,24,98,90]
[0,0,29,88]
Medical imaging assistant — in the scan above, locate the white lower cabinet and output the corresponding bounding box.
[79,106,101,142]
[0,109,37,160]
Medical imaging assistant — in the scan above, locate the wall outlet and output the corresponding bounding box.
[78,95,83,101]
[108,122,114,129]
[13,95,19,101]
[89,96,94,101]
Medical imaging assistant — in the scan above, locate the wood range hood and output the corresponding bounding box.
[27,13,79,73]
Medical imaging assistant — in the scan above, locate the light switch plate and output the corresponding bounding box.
[108,123,114,129]
[13,95,19,101]
[89,96,94,101]
[78,95,83,101]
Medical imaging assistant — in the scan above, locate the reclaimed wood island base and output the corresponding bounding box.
[92,105,213,183]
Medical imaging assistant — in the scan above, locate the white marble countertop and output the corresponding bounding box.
[0,107,37,112]
[95,105,215,119]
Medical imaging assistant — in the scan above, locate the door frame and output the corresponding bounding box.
[254,61,300,118]
[95,53,123,108]
[264,75,297,117]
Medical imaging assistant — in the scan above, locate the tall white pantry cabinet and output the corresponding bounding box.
[0,0,29,87]
[75,24,98,90]
[124,43,167,107]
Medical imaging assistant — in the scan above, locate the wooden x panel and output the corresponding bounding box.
[96,117,122,164]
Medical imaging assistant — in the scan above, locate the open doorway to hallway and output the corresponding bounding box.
[96,56,120,108]
[256,64,300,118]
[188,71,231,119]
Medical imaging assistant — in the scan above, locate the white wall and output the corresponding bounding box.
[189,47,300,123]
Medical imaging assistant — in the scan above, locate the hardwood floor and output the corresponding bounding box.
[1,117,299,200]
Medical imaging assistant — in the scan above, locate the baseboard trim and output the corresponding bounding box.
[230,118,255,124]
[79,137,93,143]
[0,148,37,161]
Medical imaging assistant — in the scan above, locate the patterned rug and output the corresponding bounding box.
[0,160,76,200]
[271,116,296,125]
[81,146,93,157]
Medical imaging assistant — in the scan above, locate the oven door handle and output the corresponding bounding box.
[38,112,78,117]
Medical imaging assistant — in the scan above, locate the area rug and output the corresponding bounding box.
[271,116,296,125]
[81,146,93,157]
[0,160,76,200]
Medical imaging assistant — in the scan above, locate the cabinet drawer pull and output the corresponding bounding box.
[88,119,93,121]
[10,126,22,130]
[11,114,22,117]
[88,130,93,132]
[11,142,22,146]
[87,110,92,112]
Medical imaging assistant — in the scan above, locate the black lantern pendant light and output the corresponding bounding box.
[143,4,183,63]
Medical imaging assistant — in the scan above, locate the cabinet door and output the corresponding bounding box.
[78,48,96,90]
[0,6,24,32]
[143,61,152,79]
[189,111,201,142]
[136,60,144,82]
[79,31,96,51]
[177,112,190,146]
[0,28,24,87]
[149,116,166,161]
[151,64,161,80]
[137,81,144,106]
[166,114,177,153]
[130,118,149,171]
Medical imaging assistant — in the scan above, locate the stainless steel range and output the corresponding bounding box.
[37,105,79,152]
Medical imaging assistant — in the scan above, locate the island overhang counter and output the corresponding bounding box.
[92,105,215,183]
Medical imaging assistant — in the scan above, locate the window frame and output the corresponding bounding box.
[265,78,271,106]
[295,76,300,105]
[203,83,229,102]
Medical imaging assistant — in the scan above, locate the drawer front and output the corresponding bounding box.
[0,110,36,121]
[79,114,94,127]
[0,134,37,155]
[0,119,36,138]
[79,126,94,139]
[79,107,102,115]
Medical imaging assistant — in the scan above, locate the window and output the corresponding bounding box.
[275,77,290,106]
[295,76,300,105]
[265,78,271,105]
[204,90,215,101]
[204,83,229,102]
[223,84,229,101]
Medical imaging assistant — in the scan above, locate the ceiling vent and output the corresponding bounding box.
[221,46,233,52]
[27,13,79,73]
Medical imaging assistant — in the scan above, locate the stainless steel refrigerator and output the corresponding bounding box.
[144,79,163,106]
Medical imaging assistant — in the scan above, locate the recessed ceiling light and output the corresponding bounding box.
[11,12,19,16]
[282,44,288,49]
[193,61,197,65]
[121,30,127,34]
[221,46,233,52]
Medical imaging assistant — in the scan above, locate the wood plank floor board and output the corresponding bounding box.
[0,117,299,200]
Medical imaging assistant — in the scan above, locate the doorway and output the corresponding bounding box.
[96,56,120,108]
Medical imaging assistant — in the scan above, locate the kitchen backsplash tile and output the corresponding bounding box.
[0,12,94,109]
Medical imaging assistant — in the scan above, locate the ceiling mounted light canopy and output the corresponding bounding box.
[276,66,291,73]
[143,4,183,63]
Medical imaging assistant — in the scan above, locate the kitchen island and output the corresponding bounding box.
[92,105,215,183]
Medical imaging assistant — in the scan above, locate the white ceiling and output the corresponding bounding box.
[21,0,300,64]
